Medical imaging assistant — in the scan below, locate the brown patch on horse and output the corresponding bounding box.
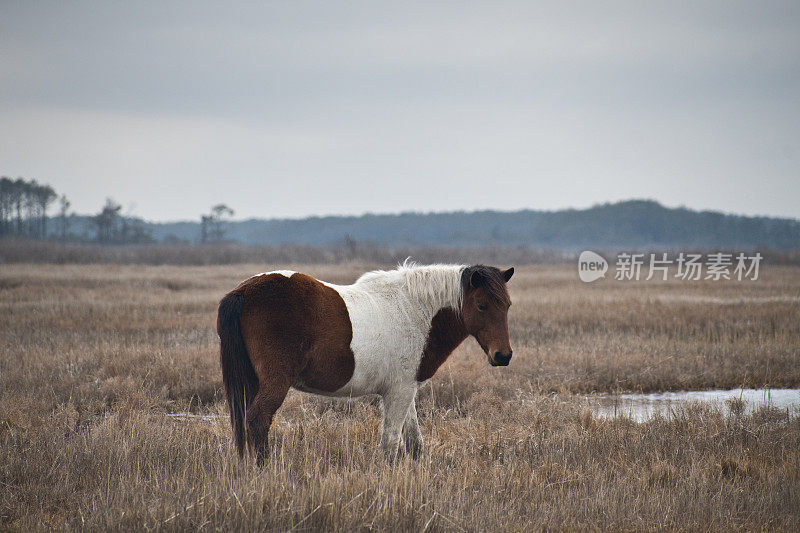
[220,271,356,463]
[416,307,468,382]
[237,272,355,393]
[416,265,514,380]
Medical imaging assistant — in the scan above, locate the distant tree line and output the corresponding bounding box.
[3,174,799,251]
[1,175,239,245]
[0,176,155,244]
[0,177,60,240]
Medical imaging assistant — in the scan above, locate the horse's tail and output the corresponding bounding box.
[217,290,258,458]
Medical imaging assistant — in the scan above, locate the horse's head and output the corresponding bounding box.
[460,265,514,366]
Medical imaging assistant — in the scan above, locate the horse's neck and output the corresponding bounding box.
[417,307,468,381]
[399,265,464,321]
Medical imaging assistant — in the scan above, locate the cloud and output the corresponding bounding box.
[1,1,798,220]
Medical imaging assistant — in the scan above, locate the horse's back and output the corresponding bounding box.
[234,271,356,393]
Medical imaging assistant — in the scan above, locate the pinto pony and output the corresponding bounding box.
[217,262,514,463]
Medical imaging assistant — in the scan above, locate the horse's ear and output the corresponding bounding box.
[469,269,486,288]
[502,267,514,282]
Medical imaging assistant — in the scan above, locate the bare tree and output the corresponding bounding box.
[93,198,122,244]
[13,178,25,236]
[211,204,234,241]
[0,177,12,237]
[200,214,212,243]
[34,183,56,239]
[58,195,71,241]
[200,204,235,243]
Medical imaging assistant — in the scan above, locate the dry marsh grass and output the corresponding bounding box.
[2,263,799,530]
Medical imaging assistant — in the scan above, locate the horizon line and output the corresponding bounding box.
[62,198,800,225]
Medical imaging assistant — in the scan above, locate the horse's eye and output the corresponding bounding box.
[476,303,487,312]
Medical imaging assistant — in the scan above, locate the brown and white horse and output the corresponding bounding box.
[217,262,514,463]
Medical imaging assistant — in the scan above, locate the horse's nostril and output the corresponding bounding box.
[493,351,512,366]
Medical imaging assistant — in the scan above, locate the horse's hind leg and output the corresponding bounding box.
[246,376,291,466]
[402,400,424,459]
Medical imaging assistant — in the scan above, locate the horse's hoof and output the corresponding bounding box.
[405,441,424,460]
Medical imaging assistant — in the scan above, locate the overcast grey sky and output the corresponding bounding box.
[1,1,798,221]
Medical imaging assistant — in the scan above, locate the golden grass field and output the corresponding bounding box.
[2,262,800,530]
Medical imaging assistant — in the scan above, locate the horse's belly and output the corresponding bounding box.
[319,283,428,396]
[292,367,380,398]
[292,378,358,398]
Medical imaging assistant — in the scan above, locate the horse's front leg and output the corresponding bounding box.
[379,384,417,461]
[402,400,423,459]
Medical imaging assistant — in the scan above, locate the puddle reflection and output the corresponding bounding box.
[591,388,800,422]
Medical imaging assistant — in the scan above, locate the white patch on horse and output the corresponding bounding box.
[317,262,466,458]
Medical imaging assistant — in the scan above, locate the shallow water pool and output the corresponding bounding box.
[590,388,800,422]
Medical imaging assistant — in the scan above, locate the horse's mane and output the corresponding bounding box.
[460,264,511,306]
[356,260,465,313]
[354,260,509,313]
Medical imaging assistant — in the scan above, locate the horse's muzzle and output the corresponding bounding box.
[491,351,512,366]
